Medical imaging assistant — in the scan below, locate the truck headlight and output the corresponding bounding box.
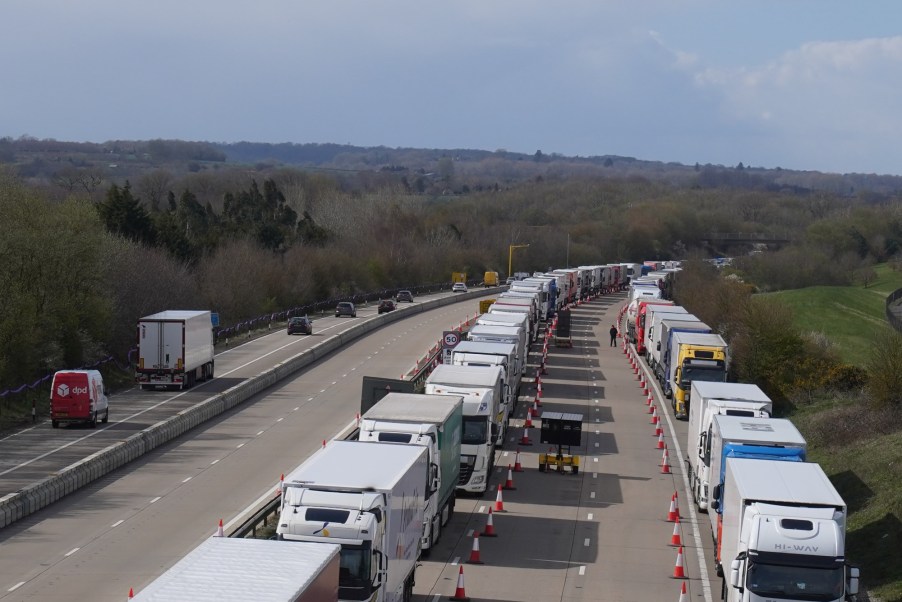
[472,475,485,484]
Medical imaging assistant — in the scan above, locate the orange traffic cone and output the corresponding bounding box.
[661,447,671,473]
[524,412,534,429]
[657,431,665,449]
[640,377,646,389]
[215,518,224,537]
[513,448,523,472]
[673,491,681,517]
[275,473,284,496]
[503,465,516,490]
[655,423,663,437]
[535,382,543,406]
[670,517,682,546]
[519,426,533,446]
[672,546,686,578]
[646,393,653,406]
[531,399,541,418]
[467,533,483,564]
[482,507,497,537]
[667,495,679,522]
[322,439,327,448]
[128,587,134,599]
[494,484,505,512]
[678,582,688,602]
[449,566,470,601]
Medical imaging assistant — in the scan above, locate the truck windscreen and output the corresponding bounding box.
[462,416,488,445]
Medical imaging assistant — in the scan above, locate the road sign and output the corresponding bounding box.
[443,331,462,349]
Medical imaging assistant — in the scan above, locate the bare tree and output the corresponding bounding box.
[135,169,173,212]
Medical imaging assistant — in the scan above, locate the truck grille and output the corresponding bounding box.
[459,464,474,485]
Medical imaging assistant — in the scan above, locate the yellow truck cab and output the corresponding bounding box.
[483,271,499,287]
[670,332,729,419]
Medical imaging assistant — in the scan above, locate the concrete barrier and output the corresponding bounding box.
[0,287,503,529]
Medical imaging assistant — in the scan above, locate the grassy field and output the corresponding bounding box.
[766,263,902,601]
[766,263,902,366]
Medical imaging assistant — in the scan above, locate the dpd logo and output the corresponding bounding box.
[56,384,69,397]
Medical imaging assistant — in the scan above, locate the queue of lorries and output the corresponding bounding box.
[111,259,863,601]
[128,262,642,601]
[624,268,861,602]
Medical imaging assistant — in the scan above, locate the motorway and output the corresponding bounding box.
[0,293,484,601]
[403,294,720,601]
[0,292,458,495]
[0,291,721,602]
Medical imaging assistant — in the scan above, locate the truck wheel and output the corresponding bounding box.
[102,409,109,424]
[52,420,59,429]
[90,412,97,428]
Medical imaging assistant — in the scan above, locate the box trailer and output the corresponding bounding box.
[136,310,214,389]
[133,537,340,602]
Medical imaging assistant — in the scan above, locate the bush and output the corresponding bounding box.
[866,328,902,408]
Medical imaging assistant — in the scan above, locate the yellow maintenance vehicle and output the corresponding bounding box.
[451,272,467,284]
[537,412,582,474]
[483,271,499,287]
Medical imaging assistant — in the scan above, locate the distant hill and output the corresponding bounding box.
[4,135,902,196]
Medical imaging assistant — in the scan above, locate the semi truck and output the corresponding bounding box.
[650,317,711,392]
[466,323,527,377]
[425,365,504,494]
[644,306,690,359]
[669,331,729,418]
[717,458,860,602]
[133,537,340,602]
[708,416,807,565]
[484,298,538,341]
[687,382,772,511]
[450,340,520,398]
[510,279,553,321]
[358,393,462,553]
[625,299,671,347]
[277,441,426,602]
[136,310,214,390]
[636,303,685,354]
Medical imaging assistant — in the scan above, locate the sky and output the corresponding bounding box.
[3,1,902,176]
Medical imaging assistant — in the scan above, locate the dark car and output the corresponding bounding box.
[396,290,414,303]
[335,302,357,317]
[378,299,396,314]
[287,316,313,335]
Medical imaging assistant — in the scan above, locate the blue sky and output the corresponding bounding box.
[3,1,902,175]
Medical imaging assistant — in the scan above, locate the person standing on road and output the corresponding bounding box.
[609,324,618,347]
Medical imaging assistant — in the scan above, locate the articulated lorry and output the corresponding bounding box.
[625,299,672,346]
[669,331,729,418]
[133,537,340,602]
[358,393,462,553]
[717,458,860,602]
[450,340,520,398]
[467,324,527,377]
[425,365,504,494]
[136,310,214,390]
[637,303,686,355]
[477,308,534,345]
[708,416,807,569]
[687,382,772,511]
[277,441,426,602]
[650,317,711,394]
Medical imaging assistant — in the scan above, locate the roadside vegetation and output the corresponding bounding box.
[675,260,902,602]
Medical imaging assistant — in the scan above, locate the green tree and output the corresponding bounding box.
[96,182,156,246]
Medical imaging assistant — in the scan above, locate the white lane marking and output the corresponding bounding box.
[307,397,314,401]
[587,513,593,520]
[590,491,596,499]
[594,442,599,448]
[111,520,124,528]
[502,451,509,457]
[331,381,337,386]
[593,458,598,463]
[319,389,326,393]
[432,595,441,602]
[592,473,597,479]
[578,566,586,576]
[8,582,25,592]
[150,496,161,504]
[64,548,79,557]
[451,557,460,566]
[0,424,39,442]
[182,477,192,483]
[237,443,244,448]
[211,459,219,465]
[277,417,284,422]
[342,374,347,378]
[293,407,299,411]
[467,529,474,537]
[638,347,713,602]
[478,505,486,513]
[256,430,264,436]
[583,538,590,547]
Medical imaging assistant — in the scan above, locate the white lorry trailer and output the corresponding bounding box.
[133,537,340,602]
[277,441,426,602]
[358,393,462,553]
[708,416,807,560]
[425,365,504,493]
[687,382,772,511]
[467,324,527,377]
[647,316,705,380]
[450,340,520,398]
[718,458,860,602]
[477,310,533,346]
[136,310,214,389]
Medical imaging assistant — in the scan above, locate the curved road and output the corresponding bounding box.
[0,294,485,601]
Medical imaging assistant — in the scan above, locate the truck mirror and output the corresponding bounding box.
[848,566,860,595]
[729,558,744,590]
[710,499,719,512]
